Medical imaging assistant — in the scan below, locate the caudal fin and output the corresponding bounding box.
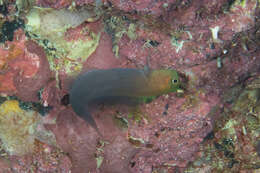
[81,108,103,137]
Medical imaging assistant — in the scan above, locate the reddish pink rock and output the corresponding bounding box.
[36,0,97,8]
[47,108,98,172]
[13,39,51,102]
[0,30,51,101]
[41,80,61,107]
[7,141,72,172]
[36,0,74,8]
[84,32,124,70]
[0,158,12,172]
[0,72,16,93]
[127,92,216,172]
[49,1,258,170]
[0,1,258,172]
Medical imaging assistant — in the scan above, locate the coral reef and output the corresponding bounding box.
[0,100,37,155]
[25,6,101,75]
[0,98,68,171]
[186,74,260,172]
[0,99,55,155]
[0,29,51,101]
[0,0,259,172]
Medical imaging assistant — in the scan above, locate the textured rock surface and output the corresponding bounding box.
[0,0,259,172]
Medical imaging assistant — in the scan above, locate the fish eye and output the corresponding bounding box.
[172,79,178,83]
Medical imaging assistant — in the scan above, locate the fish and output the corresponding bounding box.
[69,68,180,135]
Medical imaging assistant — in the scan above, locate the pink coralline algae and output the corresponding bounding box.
[104,0,179,16]
[0,0,259,172]
[126,92,218,172]
[0,140,72,172]
[35,0,75,9]
[0,30,51,101]
[14,39,51,102]
[36,0,99,9]
[0,72,16,93]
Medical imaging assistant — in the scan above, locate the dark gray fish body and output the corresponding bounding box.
[69,68,180,135]
[69,68,148,134]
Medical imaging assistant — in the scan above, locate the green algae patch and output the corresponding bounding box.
[113,114,129,130]
[128,135,145,147]
[222,119,238,141]
[128,108,150,125]
[25,7,101,75]
[95,140,108,169]
[44,32,100,75]
[171,36,185,53]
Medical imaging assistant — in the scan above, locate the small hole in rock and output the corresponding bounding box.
[61,94,70,106]
[130,161,136,168]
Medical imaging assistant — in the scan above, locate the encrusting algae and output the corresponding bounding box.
[25,6,101,75]
[0,100,40,155]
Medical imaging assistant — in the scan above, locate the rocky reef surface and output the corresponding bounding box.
[0,0,259,172]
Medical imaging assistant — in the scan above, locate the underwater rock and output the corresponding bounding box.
[186,75,260,172]
[25,6,101,75]
[14,39,51,102]
[0,30,50,101]
[0,100,55,155]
